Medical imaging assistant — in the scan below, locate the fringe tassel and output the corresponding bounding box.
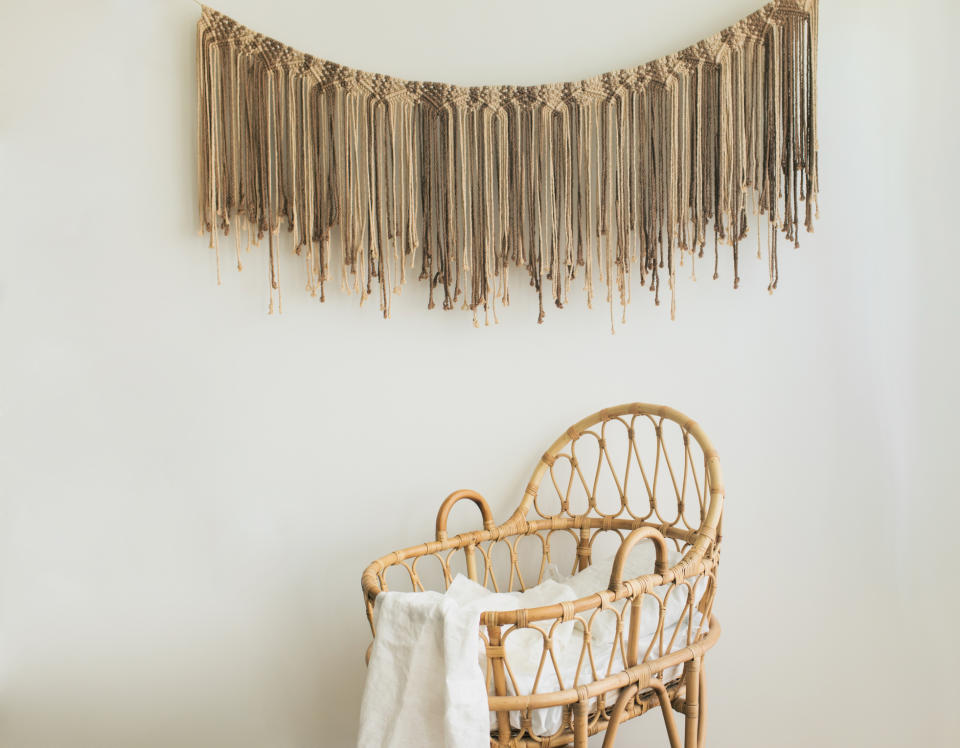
[197,0,819,324]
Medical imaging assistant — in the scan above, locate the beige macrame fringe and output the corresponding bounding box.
[197,0,819,325]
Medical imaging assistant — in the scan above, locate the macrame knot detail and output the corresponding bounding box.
[197,0,819,325]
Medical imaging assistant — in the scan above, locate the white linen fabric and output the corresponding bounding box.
[357,543,707,748]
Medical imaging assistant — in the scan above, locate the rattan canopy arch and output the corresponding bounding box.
[362,403,724,747]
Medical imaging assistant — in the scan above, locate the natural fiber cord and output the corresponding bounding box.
[197,0,819,325]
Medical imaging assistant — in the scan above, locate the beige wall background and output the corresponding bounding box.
[1,0,957,745]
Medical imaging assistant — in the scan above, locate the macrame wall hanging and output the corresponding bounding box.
[196,0,819,327]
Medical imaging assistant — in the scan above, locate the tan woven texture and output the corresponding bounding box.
[197,0,818,324]
[361,403,724,746]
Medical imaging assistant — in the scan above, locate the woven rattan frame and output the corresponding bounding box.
[361,403,724,746]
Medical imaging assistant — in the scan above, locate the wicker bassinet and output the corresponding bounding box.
[361,403,723,747]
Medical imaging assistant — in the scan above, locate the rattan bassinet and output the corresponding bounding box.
[361,403,723,747]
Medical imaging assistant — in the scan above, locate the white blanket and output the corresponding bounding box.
[358,545,705,748]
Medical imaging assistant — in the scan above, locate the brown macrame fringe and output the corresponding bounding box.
[197,0,819,324]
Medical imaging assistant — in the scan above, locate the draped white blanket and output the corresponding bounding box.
[358,546,705,748]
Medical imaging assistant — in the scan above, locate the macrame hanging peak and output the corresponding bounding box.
[196,0,819,327]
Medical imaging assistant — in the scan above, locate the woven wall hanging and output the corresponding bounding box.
[196,0,819,326]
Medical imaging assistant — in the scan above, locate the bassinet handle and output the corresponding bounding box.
[435,489,496,541]
[608,526,669,593]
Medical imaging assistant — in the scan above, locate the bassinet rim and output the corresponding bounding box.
[361,401,723,628]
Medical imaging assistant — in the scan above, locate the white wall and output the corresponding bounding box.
[1,1,957,746]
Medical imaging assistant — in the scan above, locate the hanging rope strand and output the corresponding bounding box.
[197,0,819,324]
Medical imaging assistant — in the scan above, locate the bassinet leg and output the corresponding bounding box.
[683,658,701,748]
[573,699,590,747]
[601,684,638,748]
[697,660,708,748]
[486,624,512,742]
[650,680,682,748]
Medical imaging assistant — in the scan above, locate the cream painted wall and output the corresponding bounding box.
[1,1,957,746]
